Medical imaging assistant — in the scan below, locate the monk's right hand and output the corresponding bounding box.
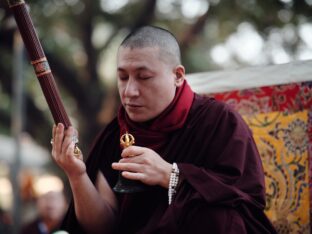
[51,123,86,178]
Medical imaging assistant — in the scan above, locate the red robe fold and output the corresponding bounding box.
[61,94,276,234]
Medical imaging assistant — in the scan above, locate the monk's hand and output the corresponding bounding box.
[51,123,86,178]
[111,146,172,188]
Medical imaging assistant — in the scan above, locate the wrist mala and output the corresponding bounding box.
[168,163,180,205]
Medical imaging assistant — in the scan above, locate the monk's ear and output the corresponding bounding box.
[174,65,185,87]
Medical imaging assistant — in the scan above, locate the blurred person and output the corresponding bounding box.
[20,191,67,234]
[51,26,276,233]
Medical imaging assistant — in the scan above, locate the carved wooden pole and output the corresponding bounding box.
[7,0,71,128]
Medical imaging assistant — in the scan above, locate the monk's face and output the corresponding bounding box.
[117,46,184,122]
[37,191,66,222]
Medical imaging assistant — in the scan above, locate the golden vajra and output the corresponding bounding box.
[74,145,81,156]
[120,132,135,148]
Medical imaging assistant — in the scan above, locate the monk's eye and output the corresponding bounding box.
[138,75,153,80]
[118,75,128,81]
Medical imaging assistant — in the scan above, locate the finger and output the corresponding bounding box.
[121,146,145,158]
[73,128,79,142]
[52,124,56,140]
[65,141,76,160]
[62,127,75,155]
[119,156,145,164]
[54,123,65,156]
[51,124,56,154]
[112,162,143,173]
[121,171,145,182]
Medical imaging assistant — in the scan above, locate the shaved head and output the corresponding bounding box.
[120,26,181,66]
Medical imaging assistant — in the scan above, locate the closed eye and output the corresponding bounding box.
[119,76,128,81]
[139,76,152,80]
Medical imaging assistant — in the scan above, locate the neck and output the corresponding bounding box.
[41,217,60,232]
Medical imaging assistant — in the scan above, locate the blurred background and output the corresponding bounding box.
[0,0,311,233]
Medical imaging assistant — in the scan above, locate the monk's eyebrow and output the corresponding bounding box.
[117,66,154,72]
[117,67,126,72]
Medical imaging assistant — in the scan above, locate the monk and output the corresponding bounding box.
[20,191,67,234]
[51,25,277,234]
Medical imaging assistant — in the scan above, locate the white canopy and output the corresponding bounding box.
[187,60,312,94]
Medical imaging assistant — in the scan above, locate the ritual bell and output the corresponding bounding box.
[113,132,147,193]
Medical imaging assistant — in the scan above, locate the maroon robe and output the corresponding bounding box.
[20,218,60,234]
[62,94,277,233]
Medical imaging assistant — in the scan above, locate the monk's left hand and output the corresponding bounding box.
[112,146,172,188]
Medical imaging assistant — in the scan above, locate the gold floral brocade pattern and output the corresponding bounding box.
[244,111,310,234]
